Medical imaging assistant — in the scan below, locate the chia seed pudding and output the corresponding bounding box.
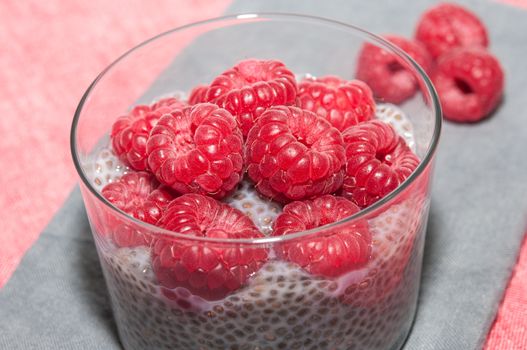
[82,102,429,350]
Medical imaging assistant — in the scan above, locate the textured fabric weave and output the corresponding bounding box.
[1,0,527,349]
[0,0,231,288]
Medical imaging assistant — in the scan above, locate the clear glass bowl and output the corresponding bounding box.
[71,13,441,350]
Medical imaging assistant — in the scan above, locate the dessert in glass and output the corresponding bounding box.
[71,14,441,350]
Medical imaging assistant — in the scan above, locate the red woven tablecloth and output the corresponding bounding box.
[0,1,524,348]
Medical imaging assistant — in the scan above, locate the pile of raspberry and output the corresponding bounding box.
[99,2,504,302]
[101,54,422,300]
[356,2,504,122]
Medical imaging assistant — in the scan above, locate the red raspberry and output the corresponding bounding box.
[356,35,433,104]
[188,85,208,105]
[245,106,346,203]
[272,195,371,277]
[341,120,419,208]
[205,59,297,136]
[415,3,488,59]
[432,47,504,122]
[296,76,376,131]
[101,172,175,247]
[111,97,186,170]
[147,103,244,199]
[152,194,268,300]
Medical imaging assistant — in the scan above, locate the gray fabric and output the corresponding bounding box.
[0,188,120,349]
[2,0,527,349]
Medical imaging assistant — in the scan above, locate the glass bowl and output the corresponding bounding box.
[71,13,441,350]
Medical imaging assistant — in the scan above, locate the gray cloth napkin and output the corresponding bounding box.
[2,0,527,349]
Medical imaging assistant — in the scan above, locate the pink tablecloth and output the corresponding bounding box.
[0,0,525,348]
[0,0,230,285]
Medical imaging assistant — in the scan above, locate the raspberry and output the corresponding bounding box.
[152,194,268,300]
[188,85,208,105]
[341,120,419,208]
[432,47,504,122]
[245,106,346,202]
[272,195,371,277]
[205,59,297,136]
[415,3,488,59]
[111,97,186,170]
[296,76,376,131]
[356,35,433,104]
[101,172,175,247]
[147,103,244,199]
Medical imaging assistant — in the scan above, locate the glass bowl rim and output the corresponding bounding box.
[71,12,442,245]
